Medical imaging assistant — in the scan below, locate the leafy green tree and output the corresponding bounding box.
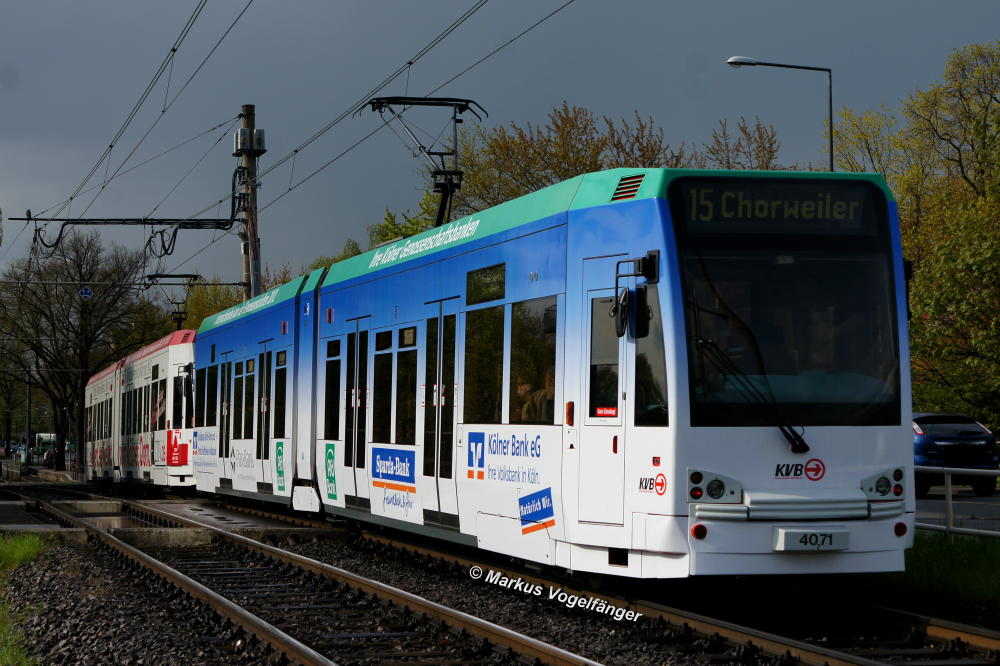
[452,101,699,217]
[184,276,242,330]
[307,238,363,271]
[835,41,1000,427]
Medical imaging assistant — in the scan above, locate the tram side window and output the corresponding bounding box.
[127,389,134,435]
[463,305,504,424]
[396,327,417,446]
[273,359,287,439]
[372,341,393,444]
[510,296,557,425]
[324,344,341,441]
[174,376,185,428]
[195,369,206,427]
[634,286,669,427]
[206,365,218,427]
[589,296,620,418]
[156,378,167,431]
[244,360,255,440]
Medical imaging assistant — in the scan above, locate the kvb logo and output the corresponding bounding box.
[775,458,826,481]
[638,473,668,495]
[467,431,485,480]
[804,458,826,481]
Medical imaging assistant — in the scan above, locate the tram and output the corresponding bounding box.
[89,167,914,577]
[85,330,196,486]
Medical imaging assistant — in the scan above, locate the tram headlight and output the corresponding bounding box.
[706,479,726,499]
[875,476,891,496]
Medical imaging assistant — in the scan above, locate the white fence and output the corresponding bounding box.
[914,465,1000,538]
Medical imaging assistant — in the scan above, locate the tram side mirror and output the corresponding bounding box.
[614,287,630,338]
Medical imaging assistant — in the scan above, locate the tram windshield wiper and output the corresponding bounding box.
[695,337,810,454]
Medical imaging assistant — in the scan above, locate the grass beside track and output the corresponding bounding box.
[0,534,51,666]
[865,531,1000,628]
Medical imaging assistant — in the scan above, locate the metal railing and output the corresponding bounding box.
[914,465,1000,538]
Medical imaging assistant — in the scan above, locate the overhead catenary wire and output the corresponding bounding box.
[50,0,209,222]
[77,0,256,219]
[255,0,579,216]
[33,116,239,219]
[33,0,253,255]
[165,0,495,246]
[173,0,578,273]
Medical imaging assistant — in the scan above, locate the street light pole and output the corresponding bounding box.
[726,56,833,172]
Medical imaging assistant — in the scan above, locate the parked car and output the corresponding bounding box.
[912,412,999,498]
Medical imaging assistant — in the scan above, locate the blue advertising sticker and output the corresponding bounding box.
[519,487,555,533]
[371,447,416,485]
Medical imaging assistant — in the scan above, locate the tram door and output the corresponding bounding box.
[344,318,371,507]
[256,347,273,485]
[578,257,627,524]
[421,299,459,526]
[219,356,232,478]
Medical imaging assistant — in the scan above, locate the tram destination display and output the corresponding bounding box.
[670,177,884,236]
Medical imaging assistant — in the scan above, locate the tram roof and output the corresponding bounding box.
[194,168,892,334]
[320,167,893,287]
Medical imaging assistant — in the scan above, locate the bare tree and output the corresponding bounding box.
[704,116,784,170]
[0,232,171,471]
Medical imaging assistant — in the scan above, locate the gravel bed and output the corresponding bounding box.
[275,532,779,666]
[4,543,286,666]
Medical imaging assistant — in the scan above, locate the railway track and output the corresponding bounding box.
[22,492,600,666]
[11,487,997,664]
[356,532,1000,666]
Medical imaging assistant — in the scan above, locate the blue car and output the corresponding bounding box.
[913,412,999,497]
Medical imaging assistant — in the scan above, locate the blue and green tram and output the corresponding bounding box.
[181,167,913,577]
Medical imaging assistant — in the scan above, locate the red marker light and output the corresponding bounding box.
[893,484,903,496]
[894,522,908,537]
[691,524,707,540]
[690,487,703,500]
[565,401,575,427]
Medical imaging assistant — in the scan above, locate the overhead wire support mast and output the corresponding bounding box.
[364,97,486,228]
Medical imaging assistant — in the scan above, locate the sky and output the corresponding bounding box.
[2,0,999,304]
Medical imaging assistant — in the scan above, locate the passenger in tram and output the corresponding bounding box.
[524,369,555,423]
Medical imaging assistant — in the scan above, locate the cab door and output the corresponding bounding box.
[420,298,459,527]
[578,256,627,524]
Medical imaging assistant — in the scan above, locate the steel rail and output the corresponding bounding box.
[360,533,886,666]
[34,499,336,666]
[216,501,331,529]
[367,532,1000,665]
[125,499,601,666]
[881,608,1000,653]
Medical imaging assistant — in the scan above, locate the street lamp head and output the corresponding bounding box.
[726,56,759,68]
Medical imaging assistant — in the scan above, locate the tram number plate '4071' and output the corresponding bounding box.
[773,528,849,552]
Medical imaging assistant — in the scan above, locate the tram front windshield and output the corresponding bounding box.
[670,178,901,427]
